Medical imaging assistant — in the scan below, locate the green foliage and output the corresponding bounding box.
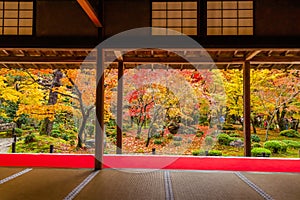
[251,134,261,143]
[173,136,183,141]
[282,140,300,149]
[51,130,61,138]
[106,128,116,137]
[229,132,240,137]
[61,133,69,141]
[222,124,235,130]
[154,139,163,145]
[14,128,23,137]
[217,133,234,146]
[24,133,36,143]
[208,150,222,156]
[264,140,287,153]
[191,149,206,156]
[152,133,161,138]
[69,140,76,146]
[252,143,261,148]
[167,134,174,139]
[196,131,204,137]
[280,129,300,138]
[251,148,271,157]
[205,136,213,145]
[85,123,95,137]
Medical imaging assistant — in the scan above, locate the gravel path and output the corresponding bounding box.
[0,138,13,153]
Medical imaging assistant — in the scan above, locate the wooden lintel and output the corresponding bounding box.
[0,56,95,63]
[250,56,300,63]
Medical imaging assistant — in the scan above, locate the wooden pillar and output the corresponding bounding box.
[95,47,105,170]
[243,61,251,157]
[116,60,123,154]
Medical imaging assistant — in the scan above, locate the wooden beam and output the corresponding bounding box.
[0,56,95,63]
[116,61,124,154]
[246,50,261,61]
[243,61,251,157]
[77,0,102,27]
[250,56,300,63]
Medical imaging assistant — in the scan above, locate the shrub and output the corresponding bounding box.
[173,136,183,141]
[217,134,234,146]
[61,133,69,141]
[192,149,206,156]
[252,143,261,148]
[208,150,222,156]
[222,124,235,130]
[196,130,204,137]
[14,128,23,136]
[282,140,300,149]
[154,139,163,145]
[152,133,161,138]
[280,129,300,138]
[251,134,261,143]
[24,133,36,143]
[251,148,271,157]
[264,140,287,153]
[70,140,76,146]
[51,130,61,138]
[167,134,174,139]
[205,136,213,146]
[229,132,240,138]
[192,149,200,156]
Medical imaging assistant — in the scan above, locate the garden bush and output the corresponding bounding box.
[14,128,23,137]
[282,140,300,149]
[51,130,61,138]
[152,133,161,138]
[205,136,213,146]
[264,140,287,153]
[196,130,204,137]
[217,133,234,146]
[252,143,261,148]
[251,148,271,157]
[154,139,163,145]
[208,150,222,156]
[167,134,173,139]
[251,134,261,142]
[192,149,201,156]
[222,124,235,130]
[61,133,69,141]
[24,133,36,143]
[279,129,300,138]
[192,149,206,156]
[229,132,240,138]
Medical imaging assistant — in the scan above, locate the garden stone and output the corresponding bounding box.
[229,139,244,147]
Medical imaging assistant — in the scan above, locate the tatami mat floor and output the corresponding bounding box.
[1,167,299,200]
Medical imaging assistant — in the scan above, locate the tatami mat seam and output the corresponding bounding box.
[0,168,32,185]
[64,170,100,200]
[235,172,274,200]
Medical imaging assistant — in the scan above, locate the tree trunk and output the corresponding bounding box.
[41,70,63,136]
[251,118,256,134]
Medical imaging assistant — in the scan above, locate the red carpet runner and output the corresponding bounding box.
[0,154,299,173]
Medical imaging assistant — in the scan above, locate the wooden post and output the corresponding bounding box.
[116,60,123,154]
[95,47,105,170]
[243,61,251,157]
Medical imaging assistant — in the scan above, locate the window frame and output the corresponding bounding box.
[0,0,34,36]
